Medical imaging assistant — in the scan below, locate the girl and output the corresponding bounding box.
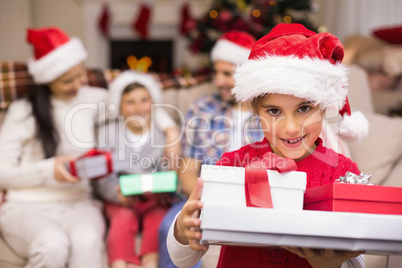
[94,70,181,268]
[167,23,369,268]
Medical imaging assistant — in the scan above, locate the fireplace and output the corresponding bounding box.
[110,40,174,73]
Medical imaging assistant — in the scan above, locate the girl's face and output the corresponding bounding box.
[47,63,85,100]
[257,93,323,160]
[120,87,152,132]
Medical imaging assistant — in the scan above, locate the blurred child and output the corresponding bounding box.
[167,23,369,268]
[94,71,180,268]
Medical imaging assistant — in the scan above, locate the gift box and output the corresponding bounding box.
[199,159,402,255]
[200,205,402,255]
[64,149,125,180]
[119,171,178,196]
[200,164,307,210]
[303,182,402,215]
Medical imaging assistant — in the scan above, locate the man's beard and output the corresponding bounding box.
[227,98,236,106]
[219,87,236,105]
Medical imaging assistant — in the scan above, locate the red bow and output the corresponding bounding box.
[245,152,297,208]
[69,149,113,179]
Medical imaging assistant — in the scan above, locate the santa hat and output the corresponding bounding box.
[232,23,369,142]
[107,70,162,116]
[211,31,256,65]
[27,27,87,84]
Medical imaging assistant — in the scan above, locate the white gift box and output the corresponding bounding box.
[200,205,402,255]
[200,164,307,210]
[64,151,125,179]
[199,165,402,255]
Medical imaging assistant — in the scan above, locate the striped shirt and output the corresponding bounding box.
[182,93,264,165]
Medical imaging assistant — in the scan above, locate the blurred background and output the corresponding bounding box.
[0,0,401,72]
[1,0,402,113]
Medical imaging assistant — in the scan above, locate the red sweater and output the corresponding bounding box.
[215,138,360,268]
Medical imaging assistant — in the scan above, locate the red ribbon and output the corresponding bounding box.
[244,152,297,208]
[69,149,113,179]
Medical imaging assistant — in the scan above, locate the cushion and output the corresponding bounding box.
[383,158,402,187]
[347,65,374,114]
[0,61,212,111]
[373,25,402,45]
[343,35,402,78]
[348,113,402,185]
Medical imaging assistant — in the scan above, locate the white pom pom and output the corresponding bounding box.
[338,111,369,143]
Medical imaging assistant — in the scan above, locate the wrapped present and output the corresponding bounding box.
[119,171,178,196]
[200,205,402,254]
[200,152,307,210]
[199,156,402,254]
[304,173,402,215]
[65,149,125,180]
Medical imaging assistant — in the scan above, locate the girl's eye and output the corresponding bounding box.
[267,108,280,116]
[298,105,311,113]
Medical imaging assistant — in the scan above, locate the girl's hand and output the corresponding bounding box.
[282,246,365,268]
[174,178,208,251]
[54,156,79,183]
[117,186,137,207]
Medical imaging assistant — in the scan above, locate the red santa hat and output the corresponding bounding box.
[232,23,369,142]
[211,31,256,65]
[27,27,87,84]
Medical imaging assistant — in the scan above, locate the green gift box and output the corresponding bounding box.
[119,171,178,196]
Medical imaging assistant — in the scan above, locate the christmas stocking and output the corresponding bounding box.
[133,2,152,39]
[179,1,194,35]
[98,4,110,37]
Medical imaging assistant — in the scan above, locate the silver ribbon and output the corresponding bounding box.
[336,171,375,185]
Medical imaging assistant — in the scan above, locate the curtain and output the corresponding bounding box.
[320,0,402,42]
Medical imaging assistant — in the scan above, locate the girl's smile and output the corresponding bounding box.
[258,93,324,160]
[281,134,307,146]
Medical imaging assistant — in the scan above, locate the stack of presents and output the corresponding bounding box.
[199,153,402,257]
[71,148,402,257]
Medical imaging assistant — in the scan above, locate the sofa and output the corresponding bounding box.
[343,34,402,117]
[0,62,220,268]
[0,62,401,267]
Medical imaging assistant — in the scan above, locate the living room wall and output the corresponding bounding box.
[1,0,401,68]
[0,0,213,69]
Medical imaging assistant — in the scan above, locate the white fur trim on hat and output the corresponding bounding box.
[232,55,349,109]
[338,111,369,143]
[211,39,252,65]
[27,38,87,84]
[107,70,162,117]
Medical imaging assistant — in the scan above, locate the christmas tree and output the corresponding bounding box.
[185,0,318,55]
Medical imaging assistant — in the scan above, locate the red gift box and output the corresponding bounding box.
[303,182,402,215]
